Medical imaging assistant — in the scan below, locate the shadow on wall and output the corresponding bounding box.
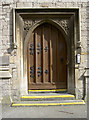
[78,71,86,100]
[7,9,14,55]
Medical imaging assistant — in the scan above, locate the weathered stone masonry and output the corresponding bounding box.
[0,0,89,102]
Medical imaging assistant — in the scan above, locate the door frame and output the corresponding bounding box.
[14,8,80,97]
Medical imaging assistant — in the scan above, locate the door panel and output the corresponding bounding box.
[43,24,50,83]
[28,33,35,83]
[56,32,67,86]
[27,23,67,90]
[51,25,58,83]
[35,27,43,83]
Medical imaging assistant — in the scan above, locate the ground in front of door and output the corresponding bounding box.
[1,103,87,118]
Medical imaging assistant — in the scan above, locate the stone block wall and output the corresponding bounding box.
[0,0,89,101]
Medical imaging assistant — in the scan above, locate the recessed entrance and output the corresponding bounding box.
[27,23,67,90]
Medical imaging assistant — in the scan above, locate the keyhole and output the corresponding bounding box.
[60,57,64,63]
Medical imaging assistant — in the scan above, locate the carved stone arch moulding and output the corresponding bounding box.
[23,18,70,37]
[24,19,41,32]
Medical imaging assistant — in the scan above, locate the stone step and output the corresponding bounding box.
[28,89,67,93]
[12,100,85,107]
[21,93,75,101]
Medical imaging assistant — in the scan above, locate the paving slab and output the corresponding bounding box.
[1,103,87,118]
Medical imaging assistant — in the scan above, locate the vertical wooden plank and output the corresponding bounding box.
[36,27,43,83]
[43,23,50,83]
[58,32,67,83]
[49,25,52,83]
[51,25,57,83]
[29,33,35,83]
[42,26,45,83]
[27,44,30,89]
[34,31,37,83]
[56,30,59,84]
[57,32,61,83]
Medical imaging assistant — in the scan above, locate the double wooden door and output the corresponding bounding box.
[27,23,67,90]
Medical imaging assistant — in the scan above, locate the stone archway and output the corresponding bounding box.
[15,9,78,97]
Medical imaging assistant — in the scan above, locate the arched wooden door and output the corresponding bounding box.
[27,23,67,90]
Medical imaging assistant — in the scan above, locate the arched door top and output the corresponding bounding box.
[24,19,68,48]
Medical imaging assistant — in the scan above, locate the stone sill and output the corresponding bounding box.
[0,71,12,78]
[0,67,9,71]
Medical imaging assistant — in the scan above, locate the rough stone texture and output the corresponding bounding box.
[0,79,2,99]
[0,56,9,65]
[0,0,89,101]
[0,79,11,100]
